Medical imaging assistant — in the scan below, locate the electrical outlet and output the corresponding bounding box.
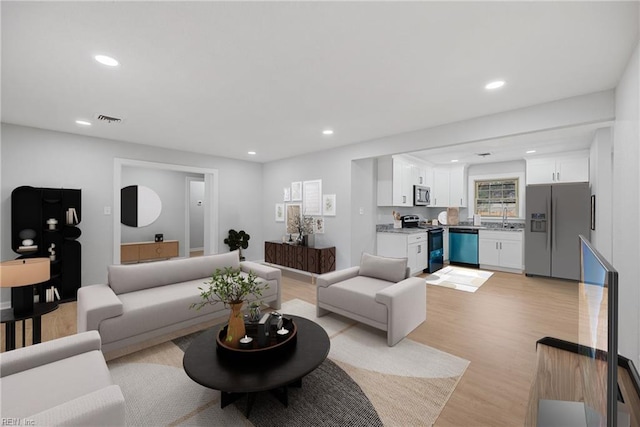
[359,207,364,215]
[104,206,111,215]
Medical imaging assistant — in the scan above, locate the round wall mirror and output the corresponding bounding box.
[121,185,162,227]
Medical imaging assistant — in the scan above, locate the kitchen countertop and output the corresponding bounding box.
[376,227,431,234]
[377,223,524,233]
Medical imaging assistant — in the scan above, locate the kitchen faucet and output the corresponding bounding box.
[502,205,508,228]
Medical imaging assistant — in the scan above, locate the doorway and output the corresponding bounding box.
[187,177,205,257]
[113,158,219,264]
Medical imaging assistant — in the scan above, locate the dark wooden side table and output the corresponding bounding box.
[1,302,58,351]
[183,315,330,418]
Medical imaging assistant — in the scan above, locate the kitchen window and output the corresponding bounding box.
[474,178,519,217]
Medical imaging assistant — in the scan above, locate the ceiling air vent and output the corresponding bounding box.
[95,114,122,124]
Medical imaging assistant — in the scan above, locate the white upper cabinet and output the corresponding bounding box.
[377,155,414,207]
[414,162,433,188]
[432,168,450,207]
[526,151,589,185]
[431,165,467,207]
[449,165,467,207]
[377,155,433,207]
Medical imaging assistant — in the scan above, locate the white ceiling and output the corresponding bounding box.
[409,123,606,166]
[2,1,638,163]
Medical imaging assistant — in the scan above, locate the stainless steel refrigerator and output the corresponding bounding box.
[525,182,590,280]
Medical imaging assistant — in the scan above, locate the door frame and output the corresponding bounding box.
[185,176,205,255]
[113,158,219,264]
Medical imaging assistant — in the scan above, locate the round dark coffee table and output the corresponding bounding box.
[183,315,330,417]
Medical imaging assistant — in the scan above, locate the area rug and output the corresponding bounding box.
[425,266,493,293]
[108,299,469,426]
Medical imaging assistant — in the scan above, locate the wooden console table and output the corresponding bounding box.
[264,241,335,274]
[121,240,179,263]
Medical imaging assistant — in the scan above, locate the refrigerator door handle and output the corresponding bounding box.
[552,197,557,251]
[545,198,550,251]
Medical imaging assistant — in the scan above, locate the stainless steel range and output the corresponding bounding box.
[401,215,444,273]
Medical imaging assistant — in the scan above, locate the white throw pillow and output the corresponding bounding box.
[359,252,407,283]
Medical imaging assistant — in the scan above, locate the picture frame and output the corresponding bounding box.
[314,217,325,234]
[285,203,302,234]
[303,179,322,216]
[275,203,285,222]
[283,187,291,202]
[291,182,302,201]
[323,194,336,216]
[590,194,596,231]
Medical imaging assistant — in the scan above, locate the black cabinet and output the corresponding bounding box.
[11,186,82,302]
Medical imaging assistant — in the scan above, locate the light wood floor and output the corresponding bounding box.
[0,269,579,426]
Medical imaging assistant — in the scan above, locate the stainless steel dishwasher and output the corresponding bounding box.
[449,228,479,268]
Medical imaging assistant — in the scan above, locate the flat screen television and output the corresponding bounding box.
[578,234,618,427]
[537,236,636,426]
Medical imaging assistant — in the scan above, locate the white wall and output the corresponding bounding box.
[466,160,526,220]
[261,149,353,269]
[262,91,615,270]
[612,43,640,364]
[351,158,378,262]
[1,124,264,305]
[589,127,613,261]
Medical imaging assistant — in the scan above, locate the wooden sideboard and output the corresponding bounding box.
[121,240,179,263]
[264,241,336,274]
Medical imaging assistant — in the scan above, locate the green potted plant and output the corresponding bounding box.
[224,229,250,260]
[190,267,267,348]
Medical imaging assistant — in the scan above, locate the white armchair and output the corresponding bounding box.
[0,331,125,426]
[316,253,427,346]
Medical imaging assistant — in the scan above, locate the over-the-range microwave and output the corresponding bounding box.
[414,185,431,206]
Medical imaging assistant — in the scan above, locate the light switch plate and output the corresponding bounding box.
[104,206,111,215]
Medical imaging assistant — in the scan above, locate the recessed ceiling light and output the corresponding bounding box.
[485,80,505,90]
[75,120,91,126]
[526,150,536,154]
[94,55,119,67]
[248,151,256,155]
[451,159,459,163]
[322,129,334,135]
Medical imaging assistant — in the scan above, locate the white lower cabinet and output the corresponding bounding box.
[377,232,428,276]
[478,230,523,272]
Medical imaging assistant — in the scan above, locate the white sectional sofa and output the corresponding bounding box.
[0,331,125,426]
[77,251,281,354]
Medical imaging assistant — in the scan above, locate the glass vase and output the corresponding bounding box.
[249,304,261,322]
[225,302,246,348]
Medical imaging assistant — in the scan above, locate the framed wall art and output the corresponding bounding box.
[285,203,302,234]
[303,179,322,216]
[291,182,302,201]
[323,194,336,216]
[590,195,596,230]
[275,203,285,222]
[314,217,325,234]
[283,187,291,202]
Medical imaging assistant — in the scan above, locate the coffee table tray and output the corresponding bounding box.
[216,317,297,361]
